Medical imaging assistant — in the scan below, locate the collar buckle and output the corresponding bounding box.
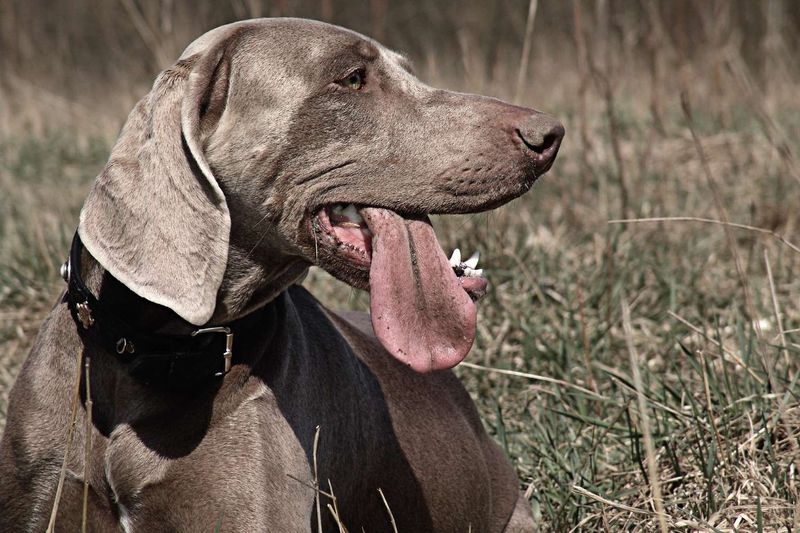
[191,326,234,376]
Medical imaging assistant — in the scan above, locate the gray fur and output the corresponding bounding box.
[0,18,563,532]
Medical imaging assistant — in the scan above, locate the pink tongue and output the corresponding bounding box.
[362,208,476,373]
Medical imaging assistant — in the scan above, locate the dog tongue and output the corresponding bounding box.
[362,208,476,373]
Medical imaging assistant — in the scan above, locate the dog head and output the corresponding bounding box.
[79,18,564,372]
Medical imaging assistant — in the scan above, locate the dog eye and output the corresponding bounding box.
[339,69,366,91]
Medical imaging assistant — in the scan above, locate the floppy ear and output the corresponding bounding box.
[79,32,238,325]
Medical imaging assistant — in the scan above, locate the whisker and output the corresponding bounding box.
[250,210,272,230]
[313,219,320,264]
[245,228,270,260]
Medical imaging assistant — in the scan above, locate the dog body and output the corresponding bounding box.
[1,286,526,531]
[0,18,561,532]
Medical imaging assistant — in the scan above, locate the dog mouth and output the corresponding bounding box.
[312,203,487,373]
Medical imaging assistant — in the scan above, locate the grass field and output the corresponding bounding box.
[2,3,800,531]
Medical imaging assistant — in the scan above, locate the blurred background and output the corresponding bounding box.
[2,1,800,530]
[2,1,799,136]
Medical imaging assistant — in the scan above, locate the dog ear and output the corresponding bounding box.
[78,31,239,325]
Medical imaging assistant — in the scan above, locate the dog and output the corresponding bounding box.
[0,18,563,532]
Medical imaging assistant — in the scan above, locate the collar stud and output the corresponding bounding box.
[60,260,71,283]
[76,301,94,329]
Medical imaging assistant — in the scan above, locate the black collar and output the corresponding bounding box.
[62,232,262,389]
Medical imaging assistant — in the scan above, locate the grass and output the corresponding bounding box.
[2,31,800,533]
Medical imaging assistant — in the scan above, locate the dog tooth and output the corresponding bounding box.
[464,251,480,269]
[449,248,461,267]
[331,204,345,215]
[464,268,484,278]
[342,204,363,223]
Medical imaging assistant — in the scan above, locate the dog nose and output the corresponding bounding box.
[516,113,565,174]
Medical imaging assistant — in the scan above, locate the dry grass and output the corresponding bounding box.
[2,1,800,530]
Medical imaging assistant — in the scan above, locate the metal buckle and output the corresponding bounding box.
[191,326,234,376]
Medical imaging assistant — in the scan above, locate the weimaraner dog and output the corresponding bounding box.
[0,18,563,532]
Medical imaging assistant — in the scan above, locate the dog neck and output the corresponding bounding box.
[209,237,311,325]
[73,245,293,389]
[78,247,208,336]
[76,235,309,330]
